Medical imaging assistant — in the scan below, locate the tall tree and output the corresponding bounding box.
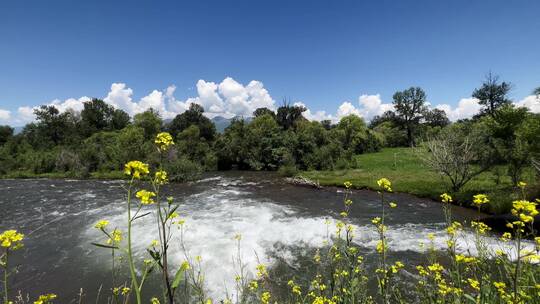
[253,107,276,118]
[276,101,306,130]
[167,103,216,140]
[423,108,450,128]
[392,87,427,146]
[533,87,540,97]
[472,73,512,117]
[0,125,14,145]
[32,105,77,146]
[133,108,162,140]
[80,98,130,136]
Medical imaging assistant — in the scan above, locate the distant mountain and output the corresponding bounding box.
[211,116,252,133]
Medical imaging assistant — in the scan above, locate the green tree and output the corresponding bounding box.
[0,126,14,145]
[423,108,450,128]
[80,99,129,136]
[167,103,216,141]
[31,105,78,147]
[472,73,512,117]
[276,103,306,130]
[392,87,427,146]
[133,109,162,140]
[214,118,250,169]
[253,107,276,118]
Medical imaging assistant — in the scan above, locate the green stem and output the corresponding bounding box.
[126,181,142,304]
[3,249,8,304]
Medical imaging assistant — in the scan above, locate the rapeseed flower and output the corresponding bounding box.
[376,178,392,192]
[136,190,156,205]
[440,193,452,203]
[472,194,489,207]
[155,132,174,151]
[94,220,109,230]
[154,170,168,185]
[33,294,57,304]
[0,229,24,250]
[124,161,149,179]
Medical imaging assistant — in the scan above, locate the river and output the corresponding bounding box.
[0,172,519,302]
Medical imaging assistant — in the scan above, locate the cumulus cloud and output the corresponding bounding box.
[3,77,539,126]
[435,98,482,121]
[514,95,540,113]
[0,109,11,122]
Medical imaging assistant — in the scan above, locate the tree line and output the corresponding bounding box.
[0,75,538,183]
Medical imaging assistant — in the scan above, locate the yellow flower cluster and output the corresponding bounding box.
[440,193,452,203]
[511,200,538,224]
[376,178,392,192]
[150,297,160,304]
[94,220,109,230]
[107,229,122,245]
[467,278,480,291]
[124,160,149,179]
[33,293,57,304]
[0,229,24,250]
[154,170,168,185]
[343,181,352,189]
[288,280,302,296]
[455,254,477,264]
[260,291,271,304]
[472,194,489,207]
[155,132,174,151]
[471,221,491,234]
[136,190,156,205]
[256,264,268,278]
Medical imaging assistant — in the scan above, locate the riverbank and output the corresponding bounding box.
[299,147,538,214]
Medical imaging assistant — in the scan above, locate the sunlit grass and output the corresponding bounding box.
[302,147,537,213]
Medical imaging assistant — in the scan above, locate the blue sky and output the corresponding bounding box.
[1,0,539,125]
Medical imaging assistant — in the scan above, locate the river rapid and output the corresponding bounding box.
[0,172,523,302]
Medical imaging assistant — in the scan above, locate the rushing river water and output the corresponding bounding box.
[0,172,525,302]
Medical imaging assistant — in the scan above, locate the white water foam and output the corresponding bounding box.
[84,184,535,299]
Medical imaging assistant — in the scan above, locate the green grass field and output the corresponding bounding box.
[301,147,537,214]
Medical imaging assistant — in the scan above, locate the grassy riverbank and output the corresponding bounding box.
[301,147,537,214]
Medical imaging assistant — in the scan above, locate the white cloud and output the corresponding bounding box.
[436,97,482,121]
[294,102,332,121]
[514,95,540,113]
[0,109,11,122]
[3,78,539,126]
[357,94,394,120]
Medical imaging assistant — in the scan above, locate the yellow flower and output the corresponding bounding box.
[517,181,526,189]
[107,229,122,245]
[248,280,258,291]
[256,264,267,277]
[33,294,57,304]
[150,239,159,247]
[180,261,190,271]
[467,278,480,291]
[155,132,174,151]
[501,232,512,241]
[150,298,160,304]
[455,254,476,263]
[154,170,168,185]
[440,193,452,203]
[376,178,392,192]
[94,220,109,230]
[0,229,24,250]
[389,202,397,208]
[472,194,489,207]
[261,291,271,304]
[427,263,444,272]
[376,240,386,253]
[340,211,348,218]
[471,221,491,234]
[136,190,156,205]
[343,181,352,189]
[121,287,130,295]
[371,217,381,225]
[510,200,538,226]
[124,160,149,179]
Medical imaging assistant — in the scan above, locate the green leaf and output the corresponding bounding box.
[133,212,151,221]
[171,267,185,291]
[91,242,119,249]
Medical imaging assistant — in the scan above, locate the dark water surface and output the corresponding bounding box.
[0,172,495,302]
